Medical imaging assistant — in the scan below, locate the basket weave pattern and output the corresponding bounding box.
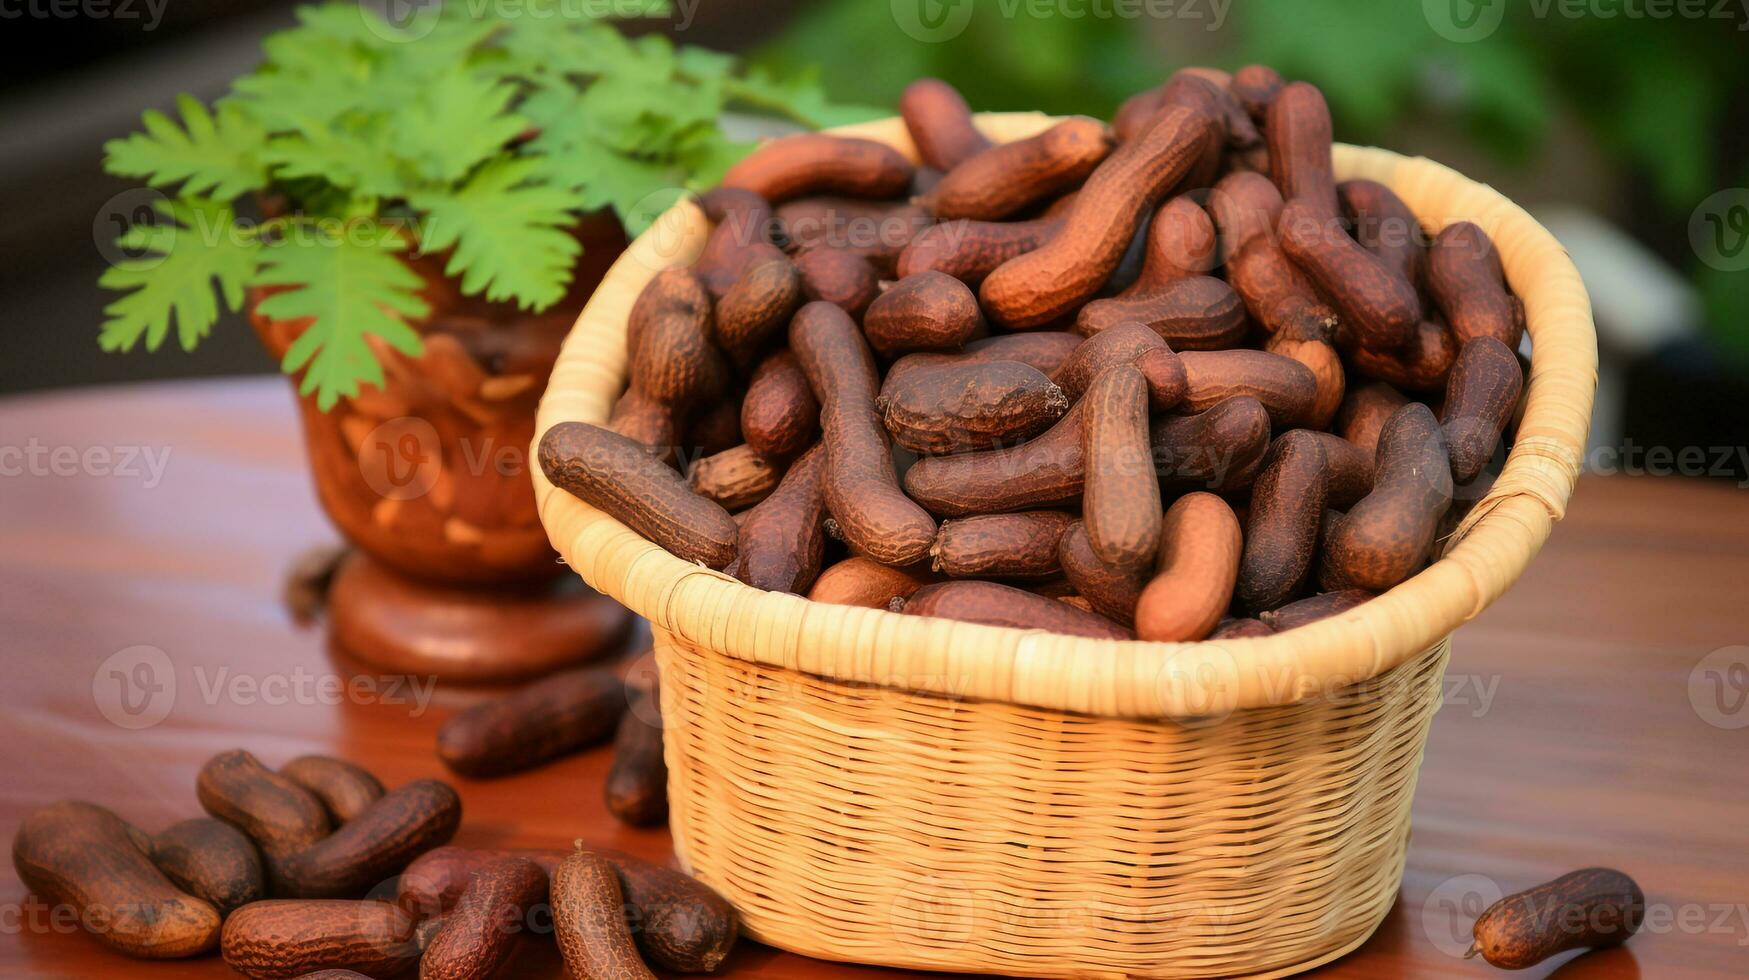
[535,114,1598,978]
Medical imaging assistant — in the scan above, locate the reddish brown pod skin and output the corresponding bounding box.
[1266,82,1340,218]
[904,402,1087,516]
[693,188,781,300]
[1134,492,1243,642]
[539,422,738,569]
[552,845,660,980]
[981,107,1210,329]
[1468,868,1645,970]
[1074,275,1247,349]
[776,197,930,271]
[1428,221,1523,350]
[628,271,727,413]
[149,817,267,917]
[418,857,548,980]
[687,445,780,512]
[1336,381,1410,458]
[1441,336,1524,483]
[1259,589,1375,632]
[1081,364,1162,571]
[729,443,828,594]
[221,900,419,980]
[900,580,1131,639]
[790,301,937,567]
[1057,521,1147,626]
[794,245,881,319]
[1208,172,1339,340]
[278,780,461,899]
[900,77,993,171]
[1339,179,1428,291]
[196,750,331,892]
[713,257,802,363]
[863,270,986,357]
[1135,347,1190,412]
[1319,402,1453,592]
[1344,317,1458,393]
[721,133,914,203]
[605,691,668,828]
[1296,430,1375,510]
[1210,617,1275,639]
[1052,321,1181,408]
[741,350,819,461]
[930,511,1076,580]
[1150,396,1273,495]
[626,267,711,359]
[435,667,626,779]
[1238,430,1330,613]
[896,216,1061,286]
[280,757,385,826]
[807,556,937,609]
[1265,327,1345,430]
[885,332,1083,393]
[608,387,678,463]
[1278,196,1420,352]
[1231,64,1285,124]
[878,360,1068,455]
[926,117,1112,221]
[1178,350,1320,428]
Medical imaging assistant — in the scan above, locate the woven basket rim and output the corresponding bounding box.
[533,111,1597,719]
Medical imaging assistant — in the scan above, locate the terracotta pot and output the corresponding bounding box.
[253,216,628,587]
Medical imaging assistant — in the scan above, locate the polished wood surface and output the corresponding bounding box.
[2,378,1746,979]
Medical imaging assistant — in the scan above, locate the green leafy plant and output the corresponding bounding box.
[100,0,877,408]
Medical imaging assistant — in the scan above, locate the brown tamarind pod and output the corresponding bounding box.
[1440,336,1524,484]
[878,359,1068,456]
[729,443,828,594]
[721,133,914,203]
[899,580,1131,639]
[1137,195,1219,284]
[1237,430,1329,613]
[608,387,679,463]
[776,197,928,262]
[1056,521,1147,626]
[1427,221,1524,350]
[1081,363,1161,571]
[1210,617,1275,639]
[900,77,993,171]
[982,107,1211,329]
[741,350,819,461]
[1231,64,1285,124]
[277,780,462,899]
[686,388,743,459]
[713,257,802,363]
[630,305,727,417]
[1178,349,1320,427]
[693,188,780,300]
[1336,381,1410,458]
[436,667,626,779]
[279,757,385,826]
[1074,274,1247,349]
[807,556,937,608]
[1278,196,1420,353]
[884,331,1082,394]
[1150,396,1273,495]
[13,801,224,958]
[1115,72,1253,187]
[863,270,987,357]
[605,690,668,828]
[539,422,738,568]
[925,117,1112,221]
[790,301,937,566]
[1343,317,1458,392]
[1467,868,1645,970]
[552,844,661,980]
[1265,82,1340,218]
[1258,589,1376,631]
[197,750,331,892]
[904,401,1087,517]
[687,444,781,512]
[1134,492,1242,642]
[625,267,711,362]
[1265,327,1345,430]
[221,900,418,979]
[930,511,1076,580]
[418,857,549,980]
[1208,170,1283,258]
[896,215,1062,286]
[1293,430,1375,510]
[1053,322,1172,404]
[1339,179,1428,291]
[1134,347,1190,411]
[794,245,881,319]
[1319,402,1453,592]
[1208,172,1341,339]
[148,817,265,917]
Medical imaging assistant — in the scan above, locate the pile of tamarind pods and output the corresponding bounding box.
[540,67,1528,642]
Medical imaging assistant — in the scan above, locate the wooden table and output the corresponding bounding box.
[3,378,1746,979]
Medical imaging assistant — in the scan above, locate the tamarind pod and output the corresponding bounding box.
[884,331,1083,394]
[1427,221,1524,350]
[863,270,987,357]
[1336,381,1410,458]
[1178,349,1320,428]
[1056,521,1147,626]
[1150,396,1273,495]
[895,216,1062,286]
[713,257,802,363]
[1074,275,1248,349]
[1237,430,1329,613]
[924,117,1113,221]
[878,360,1068,456]
[1343,318,1459,393]
[1440,336,1524,484]
[730,443,828,594]
[1318,402,1453,592]
[741,349,819,461]
[794,246,881,319]
[903,401,1087,517]
[1265,327,1345,430]
[1081,363,1162,571]
[721,133,914,203]
[1231,64,1285,124]
[899,580,1132,639]
[1134,493,1243,642]
[1259,589,1376,631]
[807,557,937,609]
[929,511,1076,580]
[1265,82,1339,218]
[694,188,780,300]
[1340,178,1428,291]
[900,77,993,171]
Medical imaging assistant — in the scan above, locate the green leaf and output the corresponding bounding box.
[390,70,526,186]
[99,197,262,354]
[413,158,584,311]
[725,65,885,129]
[103,95,269,199]
[255,221,428,410]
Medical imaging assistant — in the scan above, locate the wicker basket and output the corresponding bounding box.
[533,114,1597,979]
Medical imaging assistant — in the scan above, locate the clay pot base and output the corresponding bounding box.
[327,552,634,684]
